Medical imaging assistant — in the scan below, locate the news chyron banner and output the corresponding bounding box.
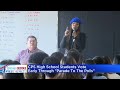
[1,64,120,73]
[27,64,120,73]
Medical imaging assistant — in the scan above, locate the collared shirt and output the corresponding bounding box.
[16,48,44,65]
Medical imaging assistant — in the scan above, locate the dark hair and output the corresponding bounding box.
[0,60,20,64]
[51,52,64,62]
[42,56,60,78]
[84,59,95,79]
[91,57,107,79]
[113,54,120,64]
[3,73,24,79]
[92,56,104,64]
[102,56,112,64]
[85,59,95,64]
[28,52,49,64]
[28,52,49,79]
[24,73,42,79]
[27,35,37,41]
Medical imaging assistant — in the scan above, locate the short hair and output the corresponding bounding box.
[51,52,64,62]
[0,59,12,64]
[92,56,104,64]
[28,52,49,79]
[42,56,60,78]
[0,59,20,64]
[28,52,49,64]
[85,59,95,64]
[27,35,37,41]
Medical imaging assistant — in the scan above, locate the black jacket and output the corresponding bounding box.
[60,32,86,53]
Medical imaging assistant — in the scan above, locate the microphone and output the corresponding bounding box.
[72,27,77,44]
[71,30,76,48]
[71,27,76,35]
[71,27,77,49]
[66,27,69,30]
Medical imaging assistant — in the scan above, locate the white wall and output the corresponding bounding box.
[0,11,58,61]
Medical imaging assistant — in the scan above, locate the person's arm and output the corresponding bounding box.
[60,36,67,48]
[60,29,70,48]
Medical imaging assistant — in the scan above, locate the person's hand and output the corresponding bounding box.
[65,27,70,36]
[65,30,70,36]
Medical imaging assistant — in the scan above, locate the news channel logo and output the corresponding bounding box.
[0,64,7,73]
[5,65,27,73]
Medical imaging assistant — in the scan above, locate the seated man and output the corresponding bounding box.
[16,35,44,65]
